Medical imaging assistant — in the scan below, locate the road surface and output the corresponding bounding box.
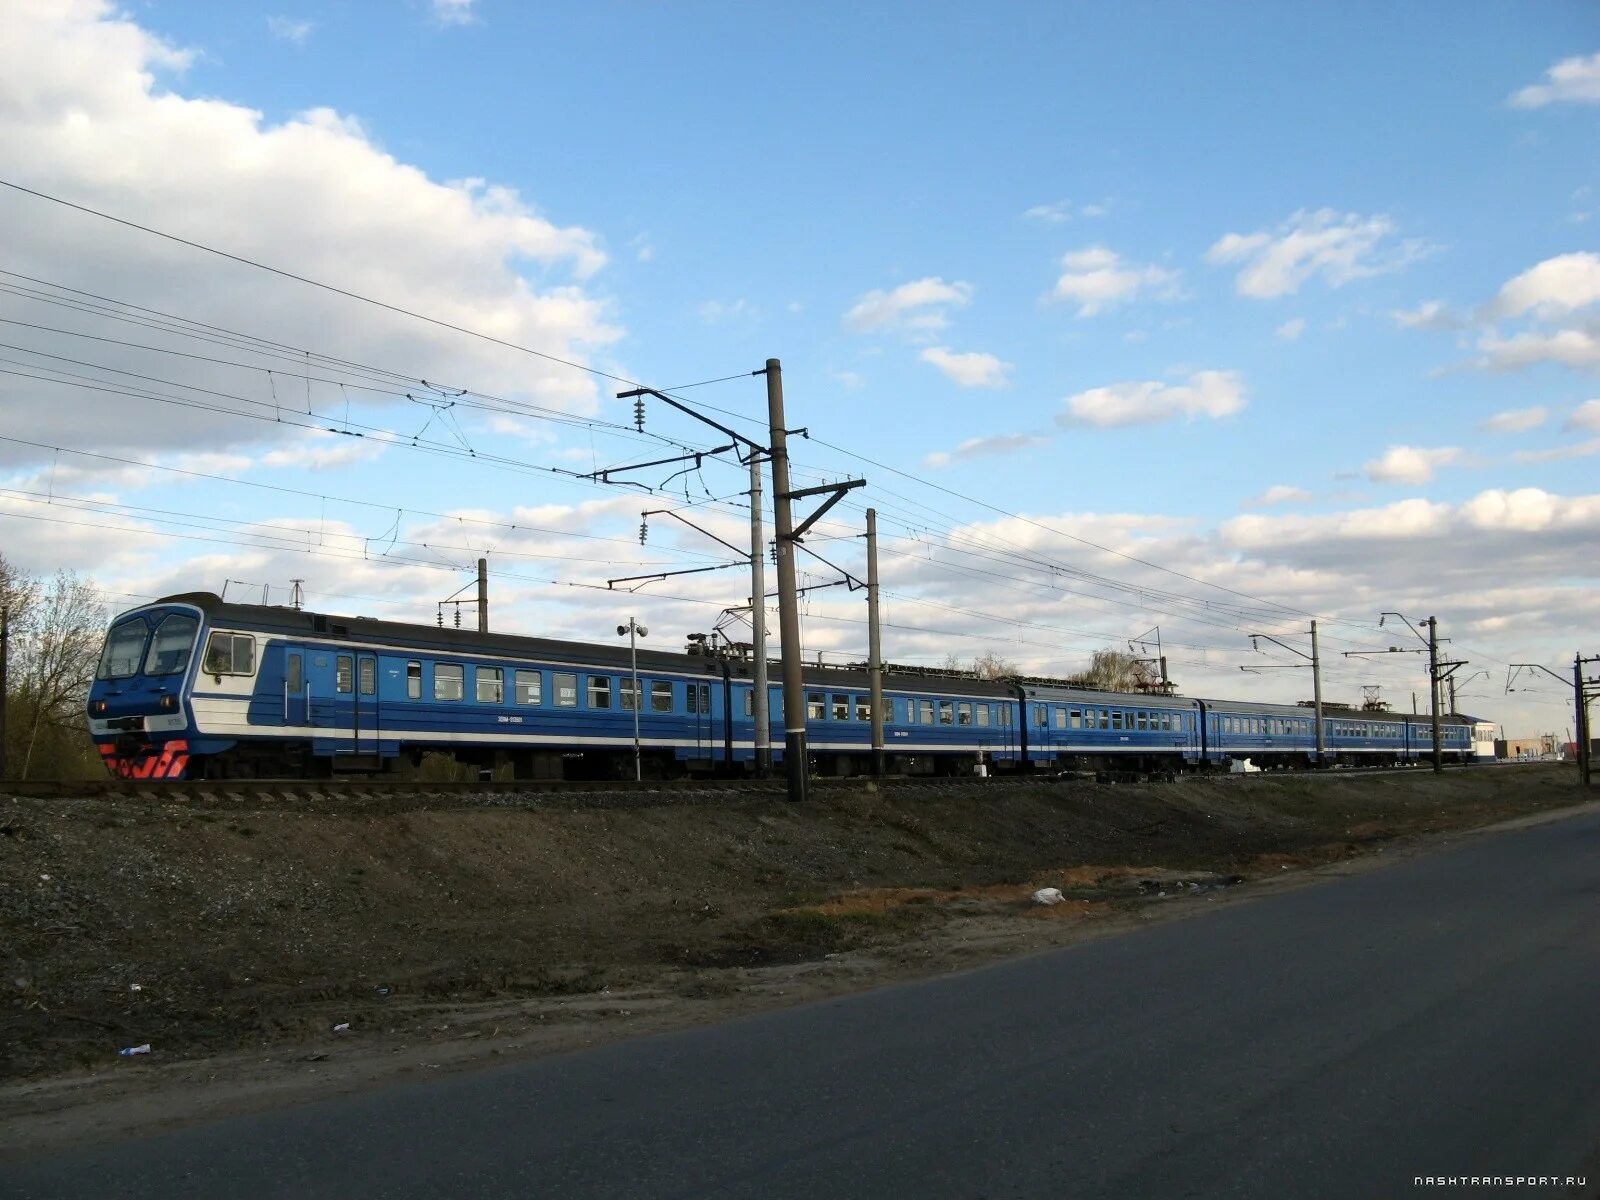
[7,808,1600,1198]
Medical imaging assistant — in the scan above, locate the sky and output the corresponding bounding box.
[1,0,1597,738]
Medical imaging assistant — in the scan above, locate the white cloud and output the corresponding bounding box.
[260,435,386,471]
[1568,398,1600,431]
[1058,370,1245,428]
[1509,51,1600,108]
[1023,202,1073,224]
[1206,208,1425,299]
[1480,406,1548,434]
[1491,252,1600,319]
[430,0,478,27]
[832,370,864,390]
[1512,438,1600,464]
[1022,200,1109,224]
[1050,246,1181,316]
[1248,485,1312,507]
[1477,328,1600,372]
[843,277,972,334]
[1275,318,1306,341]
[267,16,314,44]
[1461,487,1600,532]
[697,298,753,323]
[1392,300,1466,330]
[1363,445,1463,485]
[919,347,1012,388]
[922,433,1047,468]
[630,233,653,263]
[0,0,619,464]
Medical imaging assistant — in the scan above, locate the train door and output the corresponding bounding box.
[355,654,378,754]
[284,649,307,726]
[691,680,712,760]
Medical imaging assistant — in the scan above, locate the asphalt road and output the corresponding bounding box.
[8,808,1600,1200]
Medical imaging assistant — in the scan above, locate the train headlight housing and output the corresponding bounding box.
[89,699,108,716]
[159,694,179,712]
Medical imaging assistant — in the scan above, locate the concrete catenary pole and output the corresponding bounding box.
[477,558,488,633]
[1311,619,1325,767]
[1577,654,1591,788]
[764,359,808,803]
[867,507,885,777]
[749,453,771,778]
[1428,615,1442,773]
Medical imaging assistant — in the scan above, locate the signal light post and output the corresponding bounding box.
[618,618,647,781]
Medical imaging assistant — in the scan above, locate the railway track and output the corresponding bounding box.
[0,760,1526,804]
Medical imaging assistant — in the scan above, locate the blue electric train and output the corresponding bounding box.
[86,593,1474,780]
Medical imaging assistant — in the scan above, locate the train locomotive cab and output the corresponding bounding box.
[86,601,209,779]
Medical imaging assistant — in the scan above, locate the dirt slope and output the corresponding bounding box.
[2,766,1585,1097]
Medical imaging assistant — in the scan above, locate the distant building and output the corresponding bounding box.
[1495,734,1562,761]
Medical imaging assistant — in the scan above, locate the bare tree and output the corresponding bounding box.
[971,650,1018,679]
[0,555,106,779]
[1065,648,1151,693]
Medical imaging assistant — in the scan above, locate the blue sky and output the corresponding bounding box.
[1,0,1597,733]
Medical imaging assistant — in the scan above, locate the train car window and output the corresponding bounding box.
[97,618,149,680]
[1068,710,1082,729]
[856,696,872,721]
[1099,710,1110,730]
[1031,705,1045,728]
[202,632,256,676]
[921,700,935,724]
[743,689,753,718]
[288,653,303,695]
[696,683,711,714]
[1111,711,1124,730]
[554,672,577,707]
[771,687,784,722]
[620,679,637,711]
[407,661,422,700]
[651,680,673,712]
[941,701,957,726]
[435,663,463,701]
[976,704,990,727]
[808,692,825,720]
[1000,704,1012,726]
[958,702,972,726]
[143,613,199,676]
[588,676,612,709]
[832,694,849,721]
[359,658,376,696]
[515,669,541,705]
[477,667,503,704]
[906,698,918,723]
[336,655,354,694]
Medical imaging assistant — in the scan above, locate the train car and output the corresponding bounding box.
[1200,697,1320,768]
[1015,682,1203,772]
[89,593,736,779]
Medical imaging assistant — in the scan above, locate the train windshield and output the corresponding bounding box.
[96,617,150,680]
[142,612,200,676]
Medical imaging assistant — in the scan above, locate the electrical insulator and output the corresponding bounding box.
[639,519,648,544]
[453,606,461,628]
[633,397,646,431]
[768,541,778,566]
[436,608,443,627]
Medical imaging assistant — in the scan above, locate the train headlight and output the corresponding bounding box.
[89,700,108,716]
[159,694,179,712]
